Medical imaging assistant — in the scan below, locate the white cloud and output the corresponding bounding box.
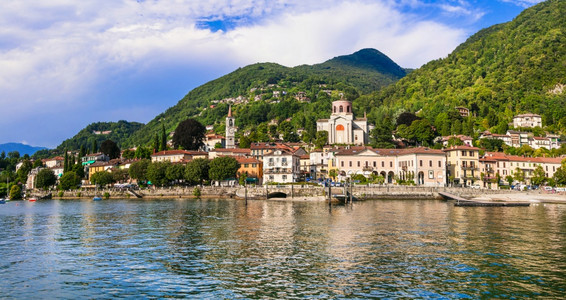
[498,0,545,8]
[0,0,471,146]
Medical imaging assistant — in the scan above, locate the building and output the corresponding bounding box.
[151,150,208,163]
[235,157,263,184]
[250,142,293,160]
[455,107,469,117]
[444,146,481,187]
[203,133,225,152]
[208,148,251,159]
[441,135,473,147]
[397,148,446,186]
[316,98,373,145]
[81,153,110,165]
[262,149,300,184]
[43,156,64,168]
[226,105,236,149]
[513,113,542,128]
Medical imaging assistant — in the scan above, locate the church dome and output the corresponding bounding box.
[332,99,352,114]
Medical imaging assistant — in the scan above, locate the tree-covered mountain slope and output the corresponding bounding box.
[124,48,406,147]
[366,0,566,134]
[57,120,144,151]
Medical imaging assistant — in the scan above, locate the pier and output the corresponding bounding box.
[439,192,530,207]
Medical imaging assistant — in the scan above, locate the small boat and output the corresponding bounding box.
[28,198,37,202]
[93,185,102,201]
[93,196,102,201]
[0,198,6,204]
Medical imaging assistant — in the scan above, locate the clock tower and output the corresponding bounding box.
[226,105,235,149]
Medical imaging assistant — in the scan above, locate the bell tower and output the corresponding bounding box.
[226,105,235,149]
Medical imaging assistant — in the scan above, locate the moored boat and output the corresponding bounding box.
[28,198,37,202]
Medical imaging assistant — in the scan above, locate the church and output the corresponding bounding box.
[316,98,373,145]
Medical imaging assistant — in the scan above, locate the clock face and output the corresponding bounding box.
[229,128,235,134]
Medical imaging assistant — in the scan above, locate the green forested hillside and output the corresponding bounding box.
[124,49,406,147]
[57,120,144,151]
[366,0,566,135]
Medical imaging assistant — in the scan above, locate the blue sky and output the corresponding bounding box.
[0,0,544,148]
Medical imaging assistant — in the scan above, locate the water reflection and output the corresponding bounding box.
[0,199,565,298]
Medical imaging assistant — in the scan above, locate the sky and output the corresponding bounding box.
[0,0,545,148]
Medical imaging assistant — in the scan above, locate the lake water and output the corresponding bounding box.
[1,199,565,299]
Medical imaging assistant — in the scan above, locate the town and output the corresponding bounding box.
[3,98,565,200]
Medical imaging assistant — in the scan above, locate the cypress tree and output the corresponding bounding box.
[153,134,159,153]
[160,124,167,152]
[63,151,69,173]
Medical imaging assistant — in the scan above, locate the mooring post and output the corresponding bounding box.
[350,181,353,204]
[245,182,248,205]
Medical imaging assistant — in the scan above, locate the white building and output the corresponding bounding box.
[316,98,373,145]
[262,149,300,184]
[513,113,542,128]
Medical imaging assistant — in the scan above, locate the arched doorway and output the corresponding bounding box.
[387,171,394,184]
[418,171,424,185]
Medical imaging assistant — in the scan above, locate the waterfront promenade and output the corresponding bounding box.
[30,185,566,203]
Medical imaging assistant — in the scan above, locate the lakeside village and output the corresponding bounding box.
[3,99,566,200]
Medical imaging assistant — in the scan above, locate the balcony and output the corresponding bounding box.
[264,168,292,174]
[363,166,374,172]
[461,165,478,171]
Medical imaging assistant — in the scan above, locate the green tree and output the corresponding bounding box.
[10,185,22,200]
[72,164,85,179]
[166,163,185,182]
[160,123,167,152]
[315,131,328,149]
[91,171,115,187]
[209,156,240,181]
[530,165,547,186]
[100,140,121,159]
[506,175,514,186]
[447,137,464,147]
[172,118,206,150]
[122,149,135,159]
[147,161,170,186]
[513,167,525,183]
[16,160,33,184]
[91,139,98,154]
[36,168,57,190]
[553,165,566,186]
[33,159,43,168]
[58,171,81,190]
[129,159,150,182]
[329,169,337,181]
[370,123,394,148]
[111,169,129,183]
[479,138,504,152]
[185,158,210,185]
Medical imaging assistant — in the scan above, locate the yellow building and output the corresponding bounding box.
[443,146,480,187]
[236,157,263,184]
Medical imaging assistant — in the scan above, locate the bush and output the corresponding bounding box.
[58,191,64,198]
[10,185,22,200]
[103,192,110,199]
[77,192,82,197]
[193,187,201,198]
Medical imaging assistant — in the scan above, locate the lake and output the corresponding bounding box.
[1,199,565,298]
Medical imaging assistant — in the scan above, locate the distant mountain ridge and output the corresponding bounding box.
[0,143,48,156]
[124,48,407,147]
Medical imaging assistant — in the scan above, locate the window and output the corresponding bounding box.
[334,106,336,113]
[429,160,432,167]
[461,151,466,156]
[419,160,422,167]
[347,106,350,113]
[429,170,434,179]
[282,175,287,180]
[469,151,474,157]
[349,161,352,167]
[357,161,360,167]
[382,161,384,167]
[339,105,343,112]
[341,161,344,167]
[244,164,249,168]
[373,161,376,167]
[438,161,441,168]
[390,162,393,167]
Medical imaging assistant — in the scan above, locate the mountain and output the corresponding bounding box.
[0,143,48,156]
[368,0,566,135]
[56,120,144,151]
[125,48,406,147]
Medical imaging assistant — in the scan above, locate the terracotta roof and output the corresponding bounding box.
[399,147,445,155]
[212,148,251,154]
[151,150,208,156]
[235,157,262,164]
[442,146,480,151]
[299,154,310,159]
